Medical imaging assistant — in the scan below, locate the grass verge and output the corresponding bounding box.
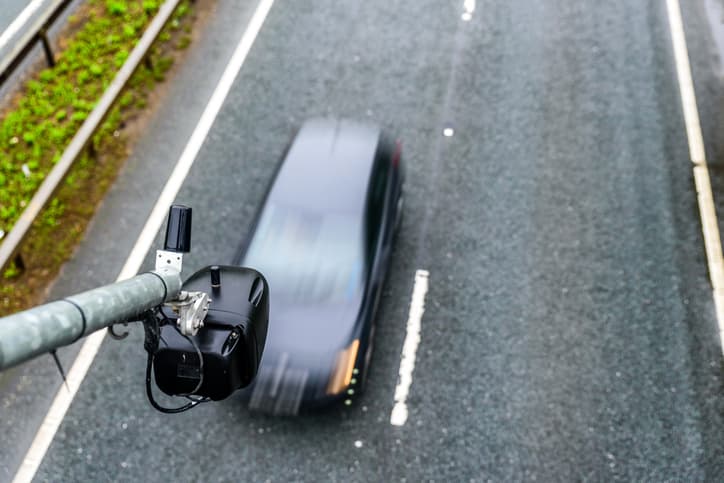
[0,0,199,315]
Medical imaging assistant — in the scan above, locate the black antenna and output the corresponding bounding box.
[49,349,70,392]
[163,205,192,253]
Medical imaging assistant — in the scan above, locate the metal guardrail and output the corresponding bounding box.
[0,0,74,86]
[0,0,184,273]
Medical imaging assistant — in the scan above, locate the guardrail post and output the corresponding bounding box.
[144,55,154,71]
[13,253,25,273]
[38,29,56,68]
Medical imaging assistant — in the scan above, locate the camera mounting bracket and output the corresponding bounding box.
[165,290,210,336]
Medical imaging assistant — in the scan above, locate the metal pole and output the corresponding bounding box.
[0,267,182,371]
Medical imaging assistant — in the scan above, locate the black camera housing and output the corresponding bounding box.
[154,266,269,401]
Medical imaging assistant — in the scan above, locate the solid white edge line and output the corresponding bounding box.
[666,0,724,355]
[391,270,429,427]
[0,0,44,50]
[12,0,276,481]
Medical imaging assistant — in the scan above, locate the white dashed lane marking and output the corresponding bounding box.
[391,269,429,427]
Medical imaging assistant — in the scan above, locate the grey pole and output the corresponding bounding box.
[0,267,182,371]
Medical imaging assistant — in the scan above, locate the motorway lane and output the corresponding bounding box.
[6,0,723,480]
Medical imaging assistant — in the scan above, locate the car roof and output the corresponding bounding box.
[266,118,381,217]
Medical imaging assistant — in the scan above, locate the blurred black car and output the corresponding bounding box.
[234,118,404,415]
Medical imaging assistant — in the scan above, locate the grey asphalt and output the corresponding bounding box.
[2,0,724,481]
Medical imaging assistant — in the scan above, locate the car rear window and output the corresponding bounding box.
[243,203,365,306]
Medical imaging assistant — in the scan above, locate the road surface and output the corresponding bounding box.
[1,0,723,481]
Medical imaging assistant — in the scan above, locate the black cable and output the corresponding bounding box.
[173,326,204,397]
[142,307,209,413]
[157,308,205,396]
[145,352,198,414]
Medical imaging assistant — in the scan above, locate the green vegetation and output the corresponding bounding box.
[0,0,196,314]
